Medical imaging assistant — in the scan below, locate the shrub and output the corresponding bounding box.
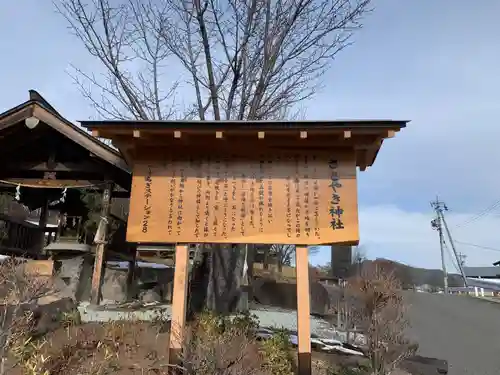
[346,264,417,375]
[260,330,295,375]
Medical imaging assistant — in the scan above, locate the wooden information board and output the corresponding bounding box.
[127,153,359,245]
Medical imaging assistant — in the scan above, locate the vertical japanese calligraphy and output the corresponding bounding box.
[128,154,358,245]
[141,165,153,233]
[312,156,321,239]
[249,163,256,229]
[303,155,311,238]
[222,159,229,239]
[204,158,212,238]
[194,160,203,239]
[258,159,265,233]
[167,162,176,236]
[294,155,301,239]
[328,159,345,230]
[231,168,237,234]
[267,159,274,224]
[240,172,247,236]
[176,164,185,236]
[285,157,293,238]
[213,159,221,237]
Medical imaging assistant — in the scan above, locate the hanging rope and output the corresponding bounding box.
[0,179,110,190]
[15,184,21,201]
[242,244,249,287]
[94,216,109,244]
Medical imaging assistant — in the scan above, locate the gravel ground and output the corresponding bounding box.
[405,292,500,375]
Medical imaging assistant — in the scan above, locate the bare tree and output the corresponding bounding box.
[55,0,374,312]
[56,0,372,121]
[346,263,417,375]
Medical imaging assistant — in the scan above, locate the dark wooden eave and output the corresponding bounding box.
[0,90,132,200]
[0,90,129,173]
[80,119,408,170]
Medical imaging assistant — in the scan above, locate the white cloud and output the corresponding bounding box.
[310,205,500,270]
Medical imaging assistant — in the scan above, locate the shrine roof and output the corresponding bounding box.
[0,90,132,199]
[0,90,129,173]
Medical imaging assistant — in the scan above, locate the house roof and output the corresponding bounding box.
[0,90,130,174]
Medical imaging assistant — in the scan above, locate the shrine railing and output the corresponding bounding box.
[0,213,42,255]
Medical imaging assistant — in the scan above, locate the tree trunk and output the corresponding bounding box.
[263,246,269,270]
[204,244,246,313]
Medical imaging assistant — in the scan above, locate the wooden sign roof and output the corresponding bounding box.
[80,119,408,170]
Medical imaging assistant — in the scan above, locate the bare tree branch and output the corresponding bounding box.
[56,0,372,121]
[55,0,180,120]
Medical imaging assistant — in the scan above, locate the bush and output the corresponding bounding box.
[346,264,417,375]
[260,330,295,375]
[181,311,266,375]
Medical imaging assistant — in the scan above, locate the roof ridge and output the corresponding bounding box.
[27,90,124,159]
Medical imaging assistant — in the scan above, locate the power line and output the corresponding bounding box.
[443,240,460,273]
[454,240,500,253]
[454,199,500,228]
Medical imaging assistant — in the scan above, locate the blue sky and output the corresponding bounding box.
[2,0,500,269]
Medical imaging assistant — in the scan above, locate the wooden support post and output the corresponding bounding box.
[296,245,312,375]
[169,244,190,364]
[38,197,49,249]
[90,182,113,305]
[126,245,137,301]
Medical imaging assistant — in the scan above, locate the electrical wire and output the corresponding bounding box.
[454,199,500,228]
[443,240,460,273]
[454,240,500,253]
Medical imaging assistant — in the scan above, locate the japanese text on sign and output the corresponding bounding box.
[128,154,358,245]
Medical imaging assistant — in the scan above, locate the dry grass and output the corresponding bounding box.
[4,310,301,375]
[0,257,55,375]
[0,256,418,375]
[8,319,172,375]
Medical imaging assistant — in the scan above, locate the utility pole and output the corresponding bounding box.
[457,252,467,270]
[440,210,468,287]
[431,197,448,294]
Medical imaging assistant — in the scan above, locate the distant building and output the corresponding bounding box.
[464,263,500,280]
[464,262,500,294]
[330,245,352,279]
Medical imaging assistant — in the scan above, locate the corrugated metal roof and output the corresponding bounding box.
[464,266,500,278]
